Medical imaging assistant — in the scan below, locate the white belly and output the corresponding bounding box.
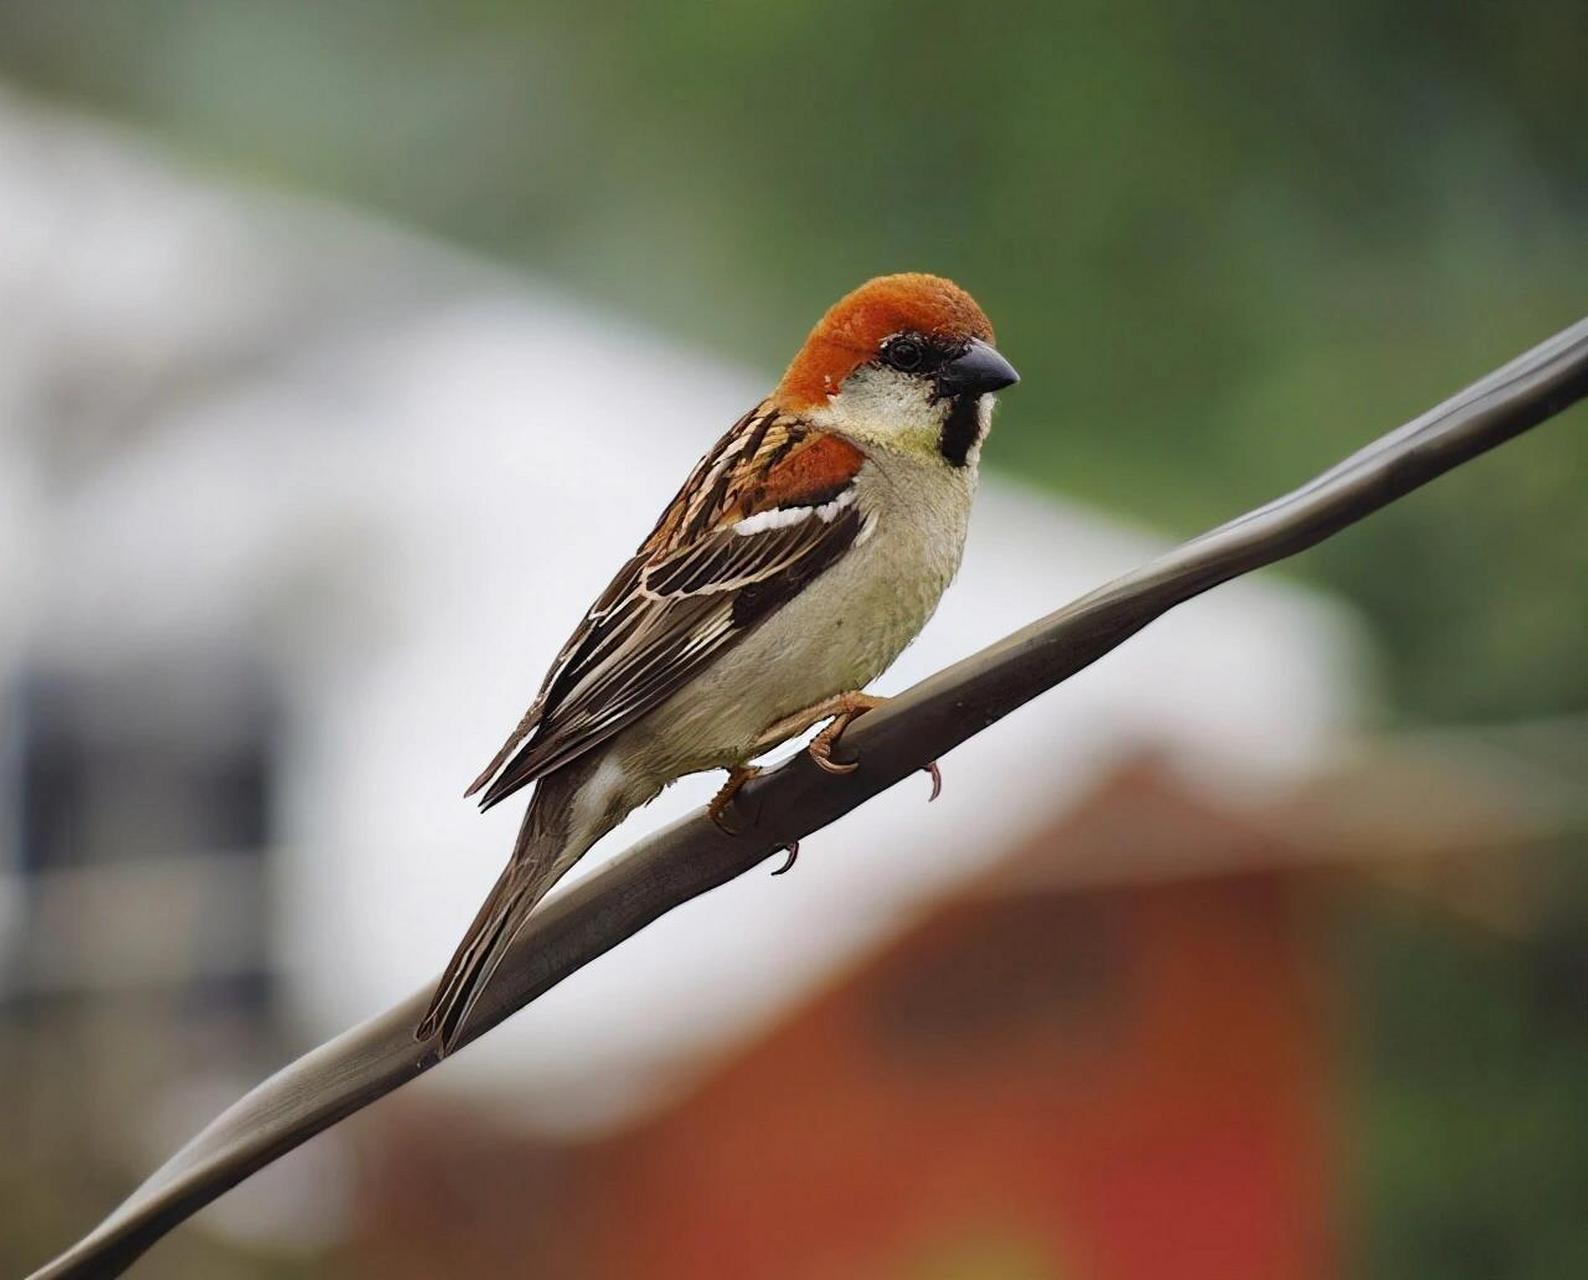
[621,456,974,781]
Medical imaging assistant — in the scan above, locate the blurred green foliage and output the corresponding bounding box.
[1,0,1582,725]
[1346,840,1588,1280]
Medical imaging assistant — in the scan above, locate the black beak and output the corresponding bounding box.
[937,338,1020,398]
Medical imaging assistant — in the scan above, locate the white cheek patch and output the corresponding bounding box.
[732,486,856,536]
[840,366,938,420]
[808,365,948,457]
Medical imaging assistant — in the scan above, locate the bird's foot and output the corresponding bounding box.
[799,693,941,799]
[762,691,942,878]
[709,766,800,874]
[803,692,888,775]
[707,764,762,835]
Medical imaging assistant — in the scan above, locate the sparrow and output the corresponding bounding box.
[418,273,1018,1053]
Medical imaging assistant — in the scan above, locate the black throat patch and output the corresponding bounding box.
[938,394,983,468]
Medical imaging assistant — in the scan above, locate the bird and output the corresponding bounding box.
[417,272,1019,1054]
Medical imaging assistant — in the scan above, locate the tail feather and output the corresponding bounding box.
[415,864,536,1050]
[418,773,595,1054]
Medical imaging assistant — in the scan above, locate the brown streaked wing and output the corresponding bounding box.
[470,406,868,810]
[474,502,863,808]
[638,403,783,554]
[640,497,856,598]
[463,556,645,798]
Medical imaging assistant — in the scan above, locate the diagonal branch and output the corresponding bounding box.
[29,315,1588,1279]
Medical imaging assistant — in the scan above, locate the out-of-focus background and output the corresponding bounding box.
[2,5,1585,1278]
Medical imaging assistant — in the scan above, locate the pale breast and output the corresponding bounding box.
[623,456,975,780]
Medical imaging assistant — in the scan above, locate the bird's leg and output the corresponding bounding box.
[760,691,942,798]
[805,693,887,774]
[746,693,939,879]
[707,763,762,835]
[711,765,800,876]
[750,691,878,754]
[707,766,801,875]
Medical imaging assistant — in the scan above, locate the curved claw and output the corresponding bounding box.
[810,748,859,775]
[770,841,800,876]
[807,711,863,775]
[924,760,942,801]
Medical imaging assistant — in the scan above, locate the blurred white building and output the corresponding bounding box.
[0,88,1364,1143]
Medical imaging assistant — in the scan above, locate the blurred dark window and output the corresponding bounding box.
[7,659,277,1014]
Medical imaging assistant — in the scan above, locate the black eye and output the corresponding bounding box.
[884,336,925,372]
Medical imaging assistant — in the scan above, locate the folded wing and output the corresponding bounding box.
[469,406,868,810]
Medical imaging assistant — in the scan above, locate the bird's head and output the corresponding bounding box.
[775,273,1018,468]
